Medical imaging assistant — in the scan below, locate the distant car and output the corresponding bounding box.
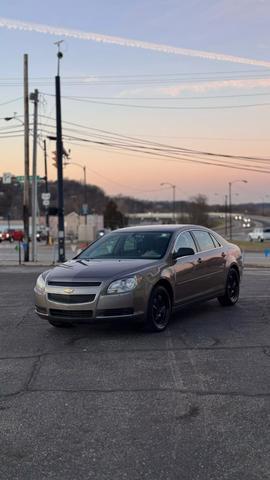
[36,230,47,242]
[35,224,243,332]
[1,229,24,242]
[96,228,110,239]
[0,229,44,243]
[248,227,270,242]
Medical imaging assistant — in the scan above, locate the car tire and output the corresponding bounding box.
[218,269,240,307]
[48,319,73,328]
[144,285,171,332]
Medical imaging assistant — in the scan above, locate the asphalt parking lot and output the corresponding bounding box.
[1,267,270,480]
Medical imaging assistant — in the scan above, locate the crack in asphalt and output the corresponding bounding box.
[16,306,34,327]
[262,347,270,358]
[25,355,43,390]
[0,343,270,361]
[1,387,270,400]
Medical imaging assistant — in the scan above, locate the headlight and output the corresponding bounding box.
[35,272,48,293]
[107,276,138,294]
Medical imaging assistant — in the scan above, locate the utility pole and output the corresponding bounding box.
[30,89,39,262]
[23,54,30,261]
[55,41,65,262]
[43,139,50,244]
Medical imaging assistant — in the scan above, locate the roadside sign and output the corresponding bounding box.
[42,199,50,207]
[41,192,51,200]
[82,203,88,215]
[3,172,12,184]
[16,175,41,183]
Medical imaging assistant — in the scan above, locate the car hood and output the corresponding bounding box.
[46,258,160,282]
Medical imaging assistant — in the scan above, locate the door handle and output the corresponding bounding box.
[197,257,202,264]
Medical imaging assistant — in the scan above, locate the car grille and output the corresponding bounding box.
[47,281,101,287]
[48,293,95,304]
[50,309,93,318]
[97,308,134,317]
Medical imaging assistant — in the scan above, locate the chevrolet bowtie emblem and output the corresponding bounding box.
[64,288,74,294]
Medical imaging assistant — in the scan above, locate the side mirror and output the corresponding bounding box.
[172,247,195,260]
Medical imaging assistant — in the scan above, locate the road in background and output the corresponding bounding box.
[0,242,77,264]
[1,241,270,266]
[1,267,270,479]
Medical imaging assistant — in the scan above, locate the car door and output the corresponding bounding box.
[171,230,200,305]
[191,230,227,297]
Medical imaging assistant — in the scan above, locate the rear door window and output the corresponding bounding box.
[192,230,215,252]
[210,234,221,248]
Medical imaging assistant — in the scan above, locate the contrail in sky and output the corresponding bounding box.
[0,16,270,68]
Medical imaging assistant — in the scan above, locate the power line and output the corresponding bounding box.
[2,68,270,79]
[39,114,270,163]
[0,96,23,106]
[54,95,270,110]
[42,92,270,100]
[40,124,270,175]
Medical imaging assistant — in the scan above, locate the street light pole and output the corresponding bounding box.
[160,182,176,223]
[262,195,270,216]
[228,179,248,240]
[43,139,50,244]
[229,182,232,240]
[225,194,228,237]
[83,165,87,225]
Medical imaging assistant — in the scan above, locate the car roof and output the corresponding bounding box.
[113,224,208,233]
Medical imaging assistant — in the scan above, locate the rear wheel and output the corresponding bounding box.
[145,285,171,332]
[218,269,240,306]
[48,319,73,328]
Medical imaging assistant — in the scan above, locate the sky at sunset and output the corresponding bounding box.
[1,0,270,204]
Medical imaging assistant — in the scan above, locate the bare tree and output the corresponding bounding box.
[188,194,209,226]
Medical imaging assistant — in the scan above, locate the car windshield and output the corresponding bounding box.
[78,231,172,260]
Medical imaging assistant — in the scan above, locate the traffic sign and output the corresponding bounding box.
[3,172,12,184]
[41,192,51,200]
[16,175,41,183]
[42,199,50,207]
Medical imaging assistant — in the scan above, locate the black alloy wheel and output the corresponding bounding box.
[218,269,240,306]
[145,285,171,332]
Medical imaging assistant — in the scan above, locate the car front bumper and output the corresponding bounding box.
[34,283,146,324]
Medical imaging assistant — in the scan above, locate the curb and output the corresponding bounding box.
[244,263,270,268]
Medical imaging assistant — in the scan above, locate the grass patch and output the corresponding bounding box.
[234,240,270,252]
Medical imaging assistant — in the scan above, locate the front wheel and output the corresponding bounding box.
[144,285,171,332]
[218,269,240,306]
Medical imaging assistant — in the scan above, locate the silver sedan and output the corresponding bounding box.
[34,225,243,332]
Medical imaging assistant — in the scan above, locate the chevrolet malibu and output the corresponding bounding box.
[34,225,243,332]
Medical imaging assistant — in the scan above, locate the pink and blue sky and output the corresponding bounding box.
[0,0,270,204]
